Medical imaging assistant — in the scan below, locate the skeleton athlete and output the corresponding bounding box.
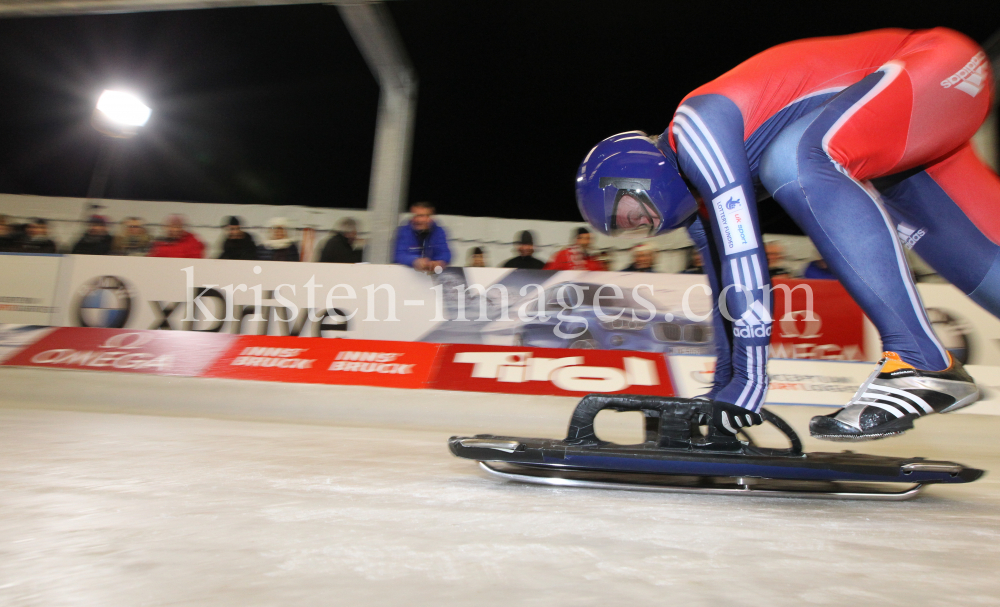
[576,27,997,440]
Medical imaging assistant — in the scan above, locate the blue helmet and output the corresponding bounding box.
[575,131,697,238]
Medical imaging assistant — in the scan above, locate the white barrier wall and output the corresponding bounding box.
[6,251,1000,365]
[668,355,1000,415]
[49,255,717,347]
[0,255,61,325]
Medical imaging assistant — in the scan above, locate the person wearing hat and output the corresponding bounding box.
[502,230,545,270]
[622,243,655,272]
[219,216,259,260]
[257,217,299,262]
[319,217,363,264]
[148,215,206,259]
[467,246,487,268]
[71,215,114,256]
[543,227,604,271]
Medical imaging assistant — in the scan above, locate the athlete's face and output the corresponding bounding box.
[613,192,661,238]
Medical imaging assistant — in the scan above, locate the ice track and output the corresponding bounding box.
[1,368,998,606]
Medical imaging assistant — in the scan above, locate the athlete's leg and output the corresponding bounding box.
[761,29,992,372]
[759,76,950,371]
[880,144,1000,316]
[761,30,990,440]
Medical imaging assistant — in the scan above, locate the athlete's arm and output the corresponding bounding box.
[666,94,771,411]
[684,214,733,397]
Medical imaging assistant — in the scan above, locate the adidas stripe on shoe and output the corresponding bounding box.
[809,351,979,441]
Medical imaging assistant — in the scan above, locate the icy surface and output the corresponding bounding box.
[0,370,998,606]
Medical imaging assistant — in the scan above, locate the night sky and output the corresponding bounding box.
[0,1,996,232]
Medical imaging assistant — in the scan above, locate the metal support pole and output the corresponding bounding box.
[86,137,120,200]
[337,2,417,265]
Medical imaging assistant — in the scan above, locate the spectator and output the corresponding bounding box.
[394,201,451,272]
[502,230,545,269]
[319,217,363,263]
[258,217,299,262]
[467,246,487,267]
[766,241,790,278]
[593,248,612,271]
[0,215,18,252]
[299,227,316,262]
[681,248,704,274]
[20,218,57,254]
[219,216,258,260]
[804,257,837,280]
[148,215,205,258]
[112,217,151,256]
[71,215,114,255]
[544,227,603,271]
[623,243,655,272]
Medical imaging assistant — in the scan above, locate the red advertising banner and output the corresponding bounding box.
[769,279,866,361]
[203,336,442,389]
[432,344,675,396]
[3,327,238,376]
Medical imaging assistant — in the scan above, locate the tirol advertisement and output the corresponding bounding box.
[51,255,870,361]
[433,344,674,396]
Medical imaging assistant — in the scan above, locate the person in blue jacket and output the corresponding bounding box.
[394,201,452,272]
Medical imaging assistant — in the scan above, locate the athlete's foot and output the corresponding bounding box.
[809,352,979,441]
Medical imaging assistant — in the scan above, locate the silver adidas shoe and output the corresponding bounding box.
[809,351,979,441]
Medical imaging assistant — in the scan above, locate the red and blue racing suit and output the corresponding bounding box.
[658,28,997,411]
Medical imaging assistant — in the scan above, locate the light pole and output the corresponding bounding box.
[86,90,151,200]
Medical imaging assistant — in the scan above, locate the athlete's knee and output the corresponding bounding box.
[759,111,825,201]
[759,130,802,199]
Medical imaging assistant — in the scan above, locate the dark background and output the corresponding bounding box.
[0,0,996,232]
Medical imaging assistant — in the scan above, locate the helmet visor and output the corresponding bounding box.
[608,189,663,238]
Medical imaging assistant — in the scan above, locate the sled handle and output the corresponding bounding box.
[565,394,711,444]
[564,393,803,455]
[760,408,803,454]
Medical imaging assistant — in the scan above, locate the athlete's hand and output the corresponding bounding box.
[712,401,763,436]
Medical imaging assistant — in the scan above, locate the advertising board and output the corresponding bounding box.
[768,278,866,361]
[203,336,441,389]
[432,344,674,396]
[48,256,870,363]
[668,354,870,407]
[0,324,55,363]
[915,283,1000,366]
[0,254,61,325]
[4,327,237,376]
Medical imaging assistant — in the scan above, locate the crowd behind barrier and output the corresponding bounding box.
[0,192,945,280]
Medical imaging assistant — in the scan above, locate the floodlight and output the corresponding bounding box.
[96,90,151,127]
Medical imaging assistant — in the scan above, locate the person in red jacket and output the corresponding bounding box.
[148,215,205,259]
[544,227,604,271]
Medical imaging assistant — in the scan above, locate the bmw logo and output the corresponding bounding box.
[74,276,133,328]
